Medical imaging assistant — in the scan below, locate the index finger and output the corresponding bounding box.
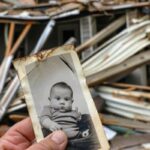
[3,117,35,143]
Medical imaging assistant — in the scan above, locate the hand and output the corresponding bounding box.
[74,107,81,121]
[49,121,63,131]
[42,118,62,131]
[0,118,68,150]
[63,128,79,138]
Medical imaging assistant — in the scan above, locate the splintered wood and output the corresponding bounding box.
[98,83,150,122]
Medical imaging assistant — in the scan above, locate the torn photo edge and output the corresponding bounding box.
[13,45,109,150]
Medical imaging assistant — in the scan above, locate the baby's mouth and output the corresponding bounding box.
[59,106,66,112]
[60,106,65,109]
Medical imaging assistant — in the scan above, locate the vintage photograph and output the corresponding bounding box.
[14,45,109,150]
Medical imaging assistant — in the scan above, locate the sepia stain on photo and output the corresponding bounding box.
[13,45,109,150]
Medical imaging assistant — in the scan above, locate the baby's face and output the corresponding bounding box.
[50,86,73,112]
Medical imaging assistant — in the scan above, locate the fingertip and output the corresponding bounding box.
[28,131,68,150]
[49,130,68,145]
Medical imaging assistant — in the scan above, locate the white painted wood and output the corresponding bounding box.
[99,92,150,110]
[105,101,150,117]
[84,29,145,73]
[82,20,150,76]
[106,106,150,122]
[0,56,13,94]
[80,16,95,59]
[99,86,150,99]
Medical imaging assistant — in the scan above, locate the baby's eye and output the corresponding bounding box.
[56,97,60,100]
[65,98,69,101]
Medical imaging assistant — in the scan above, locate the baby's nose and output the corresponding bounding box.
[60,99,65,103]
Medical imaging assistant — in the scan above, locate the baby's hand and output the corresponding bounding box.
[63,128,79,138]
[74,107,81,121]
[49,121,62,131]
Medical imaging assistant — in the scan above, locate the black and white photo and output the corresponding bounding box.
[14,45,109,150]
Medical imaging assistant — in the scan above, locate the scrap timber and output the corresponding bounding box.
[100,113,150,132]
[0,20,55,121]
[98,83,150,122]
[0,0,149,23]
[83,19,150,77]
[0,1,150,149]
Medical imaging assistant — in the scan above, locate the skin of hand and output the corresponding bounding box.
[42,117,62,131]
[0,118,68,150]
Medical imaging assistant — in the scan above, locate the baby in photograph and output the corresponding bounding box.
[40,82,90,139]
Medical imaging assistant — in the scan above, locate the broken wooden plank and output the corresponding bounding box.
[10,23,32,55]
[90,1,150,12]
[104,82,150,91]
[82,19,150,69]
[105,101,150,117]
[76,15,126,53]
[84,28,150,76]
[46,3,84,18]
[99,85,150,99]
[8,114,28,122]
[99,91,150,122]
[86,50,150,87]
[7,103,27,113]
[0,75,20,121]
[52,9,80,19]
[99,92,150,110]
[100,113,150,132]
[31,20,55,54]
[0,23,32,94]
[105,106,150,122]
[110,134,150,150]
[3,0,35,6]
[0,20,55,121]
[5,23,15,56]
[0,55,13,94]
[0,2,11,11]
[64,37,76,45]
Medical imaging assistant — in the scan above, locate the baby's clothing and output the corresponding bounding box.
[40,106,81,138]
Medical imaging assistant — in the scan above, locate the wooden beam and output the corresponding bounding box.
[104,82,150,91]
[76,15,126,53]
[110,134,150,150]
[100,113,150,131]
[99,85,150,99]
[5,23,15,56]
[86,50,150,87]
[105,101,150,117]
[105,106,150,122]
[9,23,32,55]
[91,2,150,12]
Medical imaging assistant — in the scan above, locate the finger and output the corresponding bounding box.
[2,118,34,147]
[56,126,62,130]
[27,130,68,150]
[50,128,55,131]
[54,126,59,131]
[52,127,59,131]
[79,112,81,116]
[75,107,78,112]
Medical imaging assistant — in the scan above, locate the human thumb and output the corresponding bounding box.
[27,131,68,150]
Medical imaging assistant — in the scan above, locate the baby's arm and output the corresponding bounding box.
[41,116,62,131]
[74,107,81,121]
[40,106,62,131]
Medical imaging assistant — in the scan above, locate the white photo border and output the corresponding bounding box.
[14,45,109,150]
